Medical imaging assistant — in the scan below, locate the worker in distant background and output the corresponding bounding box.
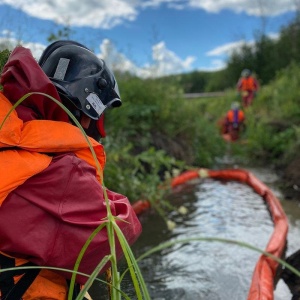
[236,69,259,107]
[220,102,245,142]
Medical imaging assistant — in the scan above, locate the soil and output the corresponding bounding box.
[151,131,195,165]
[280,156,300,201]
[150,127,300,202]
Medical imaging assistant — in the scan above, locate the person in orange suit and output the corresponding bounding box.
[0,41,142,299]
[236,69,259,107]
[220,102,245,141]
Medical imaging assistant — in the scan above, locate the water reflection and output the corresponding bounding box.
[136,178,273,300]
[90,172,298,300]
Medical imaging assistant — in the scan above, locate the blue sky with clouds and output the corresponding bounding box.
[0,0,297,78]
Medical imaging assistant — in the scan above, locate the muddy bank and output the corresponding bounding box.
[280,157,300,200]
[149,128,300,203]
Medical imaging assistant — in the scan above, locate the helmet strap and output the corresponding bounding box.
[80,114,91,129]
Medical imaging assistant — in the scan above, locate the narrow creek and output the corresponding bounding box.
[89,166,300,300]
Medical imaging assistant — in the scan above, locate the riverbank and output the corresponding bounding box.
[276,157,300,201]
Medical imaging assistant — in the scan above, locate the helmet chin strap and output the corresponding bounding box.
[96,114,106,138]
[79,113,105,140]
[80,114,91,130]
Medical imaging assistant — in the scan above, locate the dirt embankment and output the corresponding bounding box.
[281,157,300,200]
[150,126,300,202]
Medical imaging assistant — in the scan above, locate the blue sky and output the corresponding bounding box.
[0,0,297,78]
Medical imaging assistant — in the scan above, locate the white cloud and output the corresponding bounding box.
[150,41,195,76]
[142,0,297,17]
[203,31,281,71]
[0,0,293,76]
[98,39,147,77]
[189,0,297,16]
[0,36,195,78]
[0,36,45,58]
[206,31,280,58]
[1,29,14,37]
[0,0,297,29]
[206,40,253,57]
[0,0,138,28]
[98,39,195,78]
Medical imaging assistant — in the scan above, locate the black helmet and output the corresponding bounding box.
[39,40,121,120]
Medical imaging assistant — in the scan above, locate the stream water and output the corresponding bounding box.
[89,166,300,300]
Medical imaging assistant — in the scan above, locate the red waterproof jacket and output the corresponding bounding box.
[0,46,142,299]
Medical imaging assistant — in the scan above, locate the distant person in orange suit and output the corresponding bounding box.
[220,102,245,141]
[236,69,259,107]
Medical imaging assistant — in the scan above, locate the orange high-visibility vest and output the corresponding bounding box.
[0,91,106,299]
[239,77,257,91]
[226,109,245,123]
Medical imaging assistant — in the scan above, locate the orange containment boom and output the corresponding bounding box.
[133,168,289,300]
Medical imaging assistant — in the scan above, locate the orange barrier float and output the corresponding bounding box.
[133,168,289,300]
[131,199,151,215]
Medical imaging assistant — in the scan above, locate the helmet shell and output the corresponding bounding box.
[231,101,240,110]
[39,41,121,120]
[241,69,251,78]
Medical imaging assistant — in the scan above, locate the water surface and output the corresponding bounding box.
[90,168,299,299]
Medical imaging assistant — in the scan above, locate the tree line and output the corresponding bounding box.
[162,14,300,93]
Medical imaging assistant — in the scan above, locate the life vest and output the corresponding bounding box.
[0,91,105,205]
[0,91,106,299]
[239,77,257,91]
[226,109,245,125]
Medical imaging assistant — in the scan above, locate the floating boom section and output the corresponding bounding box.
[133,168,289,300]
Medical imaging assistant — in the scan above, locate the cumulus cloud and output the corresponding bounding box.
[206,40,254,57]
[141,0,297,17]
[150,41,196,77]
[0,0,138,28]
[0,35,195,78]
[201,31,281,72]
[0,0,297,29]
[98,39,195,78]
[188,0,296,17]
[98,39,148,77]
[0,1,294,76]
[206,32,280,58]
[0,36,45,58]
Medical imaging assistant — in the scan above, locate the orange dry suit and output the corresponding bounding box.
[220,108,245,141]
[237,76,258,92]
[0,47,142,299]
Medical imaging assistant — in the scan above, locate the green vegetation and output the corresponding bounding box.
[0,49,10,90]
[104,59,300,207]
[102,74,227,205]
[238,62,300,168]
[164,16,300,92]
